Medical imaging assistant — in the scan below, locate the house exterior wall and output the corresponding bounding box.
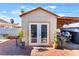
[21,9,57,46]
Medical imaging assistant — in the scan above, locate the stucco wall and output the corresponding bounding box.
[21,9,57,46]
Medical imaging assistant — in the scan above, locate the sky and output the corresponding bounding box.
[0,3,79,25]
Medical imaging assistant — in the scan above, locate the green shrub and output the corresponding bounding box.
[18,31,23,40]
[53,29,60,44]
[54,35,58,43]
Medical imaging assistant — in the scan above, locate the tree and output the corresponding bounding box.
[10,18,14,24]
[21,8,25,14]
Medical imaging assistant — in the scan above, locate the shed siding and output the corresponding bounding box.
[21,9,57,46]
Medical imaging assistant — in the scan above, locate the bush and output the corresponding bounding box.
[53,29,60,43]
[18,31,23,40]
[54,35,58,43]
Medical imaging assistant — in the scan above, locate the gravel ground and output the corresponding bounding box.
[31,48,79,56]
[31,42,79,56]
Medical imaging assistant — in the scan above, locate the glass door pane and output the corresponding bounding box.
[41,25,47,43]
[31,25,37,43]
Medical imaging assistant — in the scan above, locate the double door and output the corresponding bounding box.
[29,23,49,45]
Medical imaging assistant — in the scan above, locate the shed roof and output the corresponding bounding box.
[20,7,59,17]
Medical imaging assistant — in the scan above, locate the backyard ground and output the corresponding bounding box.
[0,39,79,56]
[0,39,32,55]
[31,48,79,56]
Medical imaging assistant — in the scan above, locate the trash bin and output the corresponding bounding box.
[71,32,79,44]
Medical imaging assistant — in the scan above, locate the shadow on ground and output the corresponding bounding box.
[64,42,79,50]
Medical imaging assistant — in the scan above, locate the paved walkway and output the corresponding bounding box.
[0,39,33,55]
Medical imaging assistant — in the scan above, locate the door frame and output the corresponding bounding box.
[29,23,49,46]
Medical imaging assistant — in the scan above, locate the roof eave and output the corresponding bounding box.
[20,7,59,17]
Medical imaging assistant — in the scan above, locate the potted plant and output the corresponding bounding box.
[53,35,58,49]
[53,29,60,49]
[17,31,25,48]
[18,31,23,41]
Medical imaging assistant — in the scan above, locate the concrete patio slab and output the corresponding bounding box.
[0,39,33,55]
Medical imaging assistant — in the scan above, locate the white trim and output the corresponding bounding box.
[29,23,49,46]
[40,23,49,45]
[29,23,38,45]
